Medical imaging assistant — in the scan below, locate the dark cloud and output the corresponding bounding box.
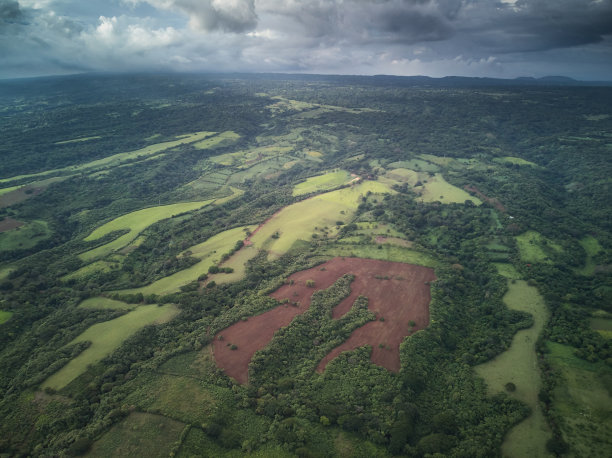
[0,0,21,21]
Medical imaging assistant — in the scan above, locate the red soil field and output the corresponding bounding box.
[212,257,436,383]
[0,217,24,233]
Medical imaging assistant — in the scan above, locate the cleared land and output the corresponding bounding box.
[547,342,612,457]
[78,297,136,310]
[86,412,184,458]
[515,231,562,264]
[577,235,603,276]
[79,200,213,261]
[475,278,551,458]
[292,170,353,196]
[495,156,539,167]
[0,220,51,251]
[42,304,179,391]
[322,244,438,268]
[249,180,393,259]
[117,225,255,296]
[0,217,24,233]
[62,260,116,281]
[0,310,13,324]
[384,169,481,205]
[213,257,436,384]
[194,131,240,150]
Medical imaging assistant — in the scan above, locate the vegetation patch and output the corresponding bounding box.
[547,342,612,457]
[0,217,24,233]
[577,235,603,276]
[0,310,13,324]
[54,135,102,145]
[62,260,117,281]
[78,297,136,310]
[117,226,254,295]
[41,304,179,391]
[515,230,562,264]
[388,159,439,172]
[79,200,213,261]
[292,170,353,196]
[86,412,184,458]
[249,181,393,259]
[213,257,435,383]
[322,243,438,268]
[494,156,540,167]
[0,220,51,251]
[475,280,551,457]
[494,263,521,280]
[194,131,240,150]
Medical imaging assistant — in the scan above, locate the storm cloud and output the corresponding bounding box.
[1,0,611,80]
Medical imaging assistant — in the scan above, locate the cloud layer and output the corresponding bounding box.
[1,0,611,79]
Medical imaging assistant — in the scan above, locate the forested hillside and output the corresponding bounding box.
[0,74,610,457]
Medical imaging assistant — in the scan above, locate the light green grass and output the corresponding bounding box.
[475,280,551,457]
[577,235,603,276]
[86,412,184,458]
[0,310,13,324]
[355,222,404,238]
[494,263,521,280]
[62,260,116,281]
[116,226,254,296]
[384,169,481,205]
[293,170,353,196]
[0,185,21,196]
[321,243,438,268]
[78,297,136,310]
[515,231,562,264]
[250,181,393,259]
[0,220,51,251]
[207,244,259,285]
[194,131,240,150]
[0,131,215,186]
[79,200,213,261]
[494,156,540,167]
[0,266,14,280]
[547,342,612,457]
[54,135,102,145]
[388,159,439,172]
[41,304,179,391]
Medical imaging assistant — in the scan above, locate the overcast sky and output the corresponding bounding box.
[1,0,611,80]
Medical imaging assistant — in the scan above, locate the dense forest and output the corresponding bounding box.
[0,73,610,457]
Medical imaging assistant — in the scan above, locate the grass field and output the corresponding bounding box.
[515,231,562,264]
[384,168,481,205]
[79,200,213,261]
[387,159,439,172]
[194,131,240,149]
[321,244,439,268]
[62,260,116,281]
[494,263,521,280]
[249,181,393,259]
[475,280,551,457]
[547,342,612,457]
[78,297,136,310]
[292,170,353,196]
[495,156,540,167]
[86,412,184,458]
[0,310,13,324]
[117,225,254,296]
[177,428,289,458]
[0,266,14,280]
[0,220,51,251]
[54,135,102,145]
[41,304,179,391]
[206,244,259,286]
[577,235,603,275]
[0,131,215,186]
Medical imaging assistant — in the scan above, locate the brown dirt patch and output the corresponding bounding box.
[464,185,506,212]
[0,186,44,208]
[0,217,24,233]
[212,257,435,383]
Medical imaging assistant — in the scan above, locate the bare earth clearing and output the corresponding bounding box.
[213,257,435,383]
[0,217,24,233]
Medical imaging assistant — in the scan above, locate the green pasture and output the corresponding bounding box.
[515,231,562,264]
[78,297,136,310]
[117,225,254,296]
[475,280,551,457]
[0,310,13,324]
[249,181,393,259]
[62,261,116,281]
[384,168,481,205]
[0,266,14,280]
[494,156,539,167]
[207,244,259,285]
[321,243,438,268]
[86,412,184,458]
[547,342,612,457]
[0,131,215,186]
[41,304,179,391]
[293,170,352,196]
[577,235,603,275]
[0,220,51,251]
[0,185,21,196]
[194,131,240,150]
[355,222,404,238]
[388,159,439,172]
[494,263,521,280]
[79,200,213,261]
[228,157,293,184]
[54,135,102,145]
[178,429,289,458]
